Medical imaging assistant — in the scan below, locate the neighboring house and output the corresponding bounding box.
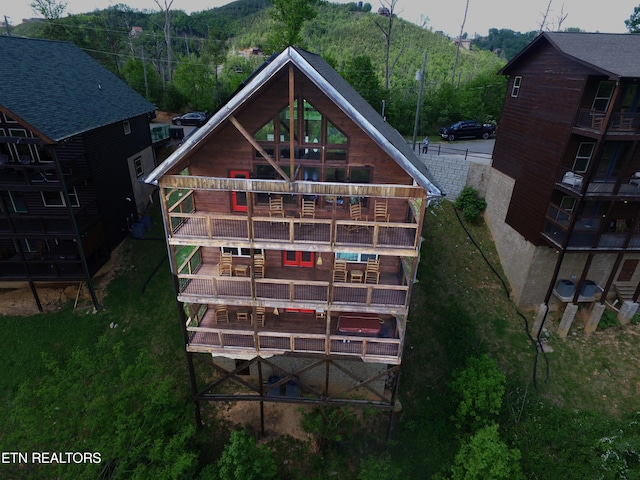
[145,46,441,412]
[485,32,640,336]
[0,36,156,309]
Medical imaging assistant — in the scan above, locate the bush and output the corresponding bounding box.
[451,423,525,480]
[449,354,506,432]
[455,186,487,222]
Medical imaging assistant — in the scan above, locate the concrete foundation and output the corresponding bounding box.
[617,301,639,325]
[585,302,605,334]
[557,303,579,338]
[531,303,549,337]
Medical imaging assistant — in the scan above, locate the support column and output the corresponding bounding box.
[617,301,639,325]
[557,303,579,338]
[585,303,605,334]
[531,303,548,337]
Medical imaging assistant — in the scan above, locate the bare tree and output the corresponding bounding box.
[451,0,469,84]
[539,1,569,32]
[374,0,404,90]
[153,0,174,83]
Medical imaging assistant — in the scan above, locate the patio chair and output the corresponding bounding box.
[346,202,368,232]
[364,258,380,284]
[300,199,316,219]
[269,197,284,218]
[333,258,348,283]
[374,200,390,223]
[253,306,266,327]
[214,305,229,324]
[217,252,233,276]
[253,254,265,278]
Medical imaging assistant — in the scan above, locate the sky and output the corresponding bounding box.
[3,0,638,37]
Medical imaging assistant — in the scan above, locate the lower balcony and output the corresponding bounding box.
[185,307,403,364]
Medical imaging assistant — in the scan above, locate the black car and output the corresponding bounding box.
[439,120,496,141]
[171,112,208,126]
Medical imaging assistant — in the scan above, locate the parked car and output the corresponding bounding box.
[171,112,208,126]
[439,120,496,141]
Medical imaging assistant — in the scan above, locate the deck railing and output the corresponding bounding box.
[169,211,419,250]
[575,108,640,134]
[186,326,402,364]
[178,273,409,308]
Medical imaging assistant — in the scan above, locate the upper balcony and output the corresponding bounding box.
[574,108,640,138]
[166,187,423,257]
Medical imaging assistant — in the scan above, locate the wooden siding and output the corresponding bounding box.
[493,42,601,245]
[82,114,152,250]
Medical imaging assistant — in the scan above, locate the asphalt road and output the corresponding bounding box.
[425,138,495,164]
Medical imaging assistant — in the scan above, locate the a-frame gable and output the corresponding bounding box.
[145,47,442,198]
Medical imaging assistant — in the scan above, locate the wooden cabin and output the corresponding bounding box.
[487,32,640,331]
[0,36,156,309]
[145,46,442,399]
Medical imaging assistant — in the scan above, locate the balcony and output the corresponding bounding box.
[574,108,640,136]
[177,263,409,313]
[169,212,420,255]
[558,170,640,199]
[185,307,403,364]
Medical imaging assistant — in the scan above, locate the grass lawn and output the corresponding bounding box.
[392,200,640,479]
[2,199,640,479]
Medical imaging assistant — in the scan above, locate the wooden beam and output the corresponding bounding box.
[229,115,290,181]
[289,64,295,181]
[159,175,425,198]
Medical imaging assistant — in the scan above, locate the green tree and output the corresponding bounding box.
[3,337,197,480]
[122,57,164,106]
[625,5,640,32]
[451,423,525,480]
[215,430,277,480]
[30,0,67,19]
[172,54,217,112]
[265,0,322,52]
[342,55,383,110]
[449,354,505,431]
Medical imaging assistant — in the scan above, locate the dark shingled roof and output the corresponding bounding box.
[0,36,155,142]
[146,46,442,197]
[501,32,640,79]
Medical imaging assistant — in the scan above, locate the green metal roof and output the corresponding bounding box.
[0,35,155,142]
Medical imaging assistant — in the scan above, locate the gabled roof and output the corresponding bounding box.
[145,46,442,197]
[0,36,155,143]
[499,32,640,79]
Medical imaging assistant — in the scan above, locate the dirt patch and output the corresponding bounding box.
[217,400,314,444]
[0,241,131,317]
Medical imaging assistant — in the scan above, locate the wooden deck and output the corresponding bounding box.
[186,308,402,364]
[170,212,419,254]
[177,263,409,313]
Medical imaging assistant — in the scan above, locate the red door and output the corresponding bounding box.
[230,170,249,212]
[283,251,315,312]
[283,250,314,267]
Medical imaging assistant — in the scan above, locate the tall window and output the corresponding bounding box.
[255,98,349,164]
[133,156,144,178]
[511,76,522,97]
[592,81,615,111]
[572,142,595,173]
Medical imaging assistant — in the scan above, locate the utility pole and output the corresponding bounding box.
[412,52,428,151]
[4,16,11,36]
